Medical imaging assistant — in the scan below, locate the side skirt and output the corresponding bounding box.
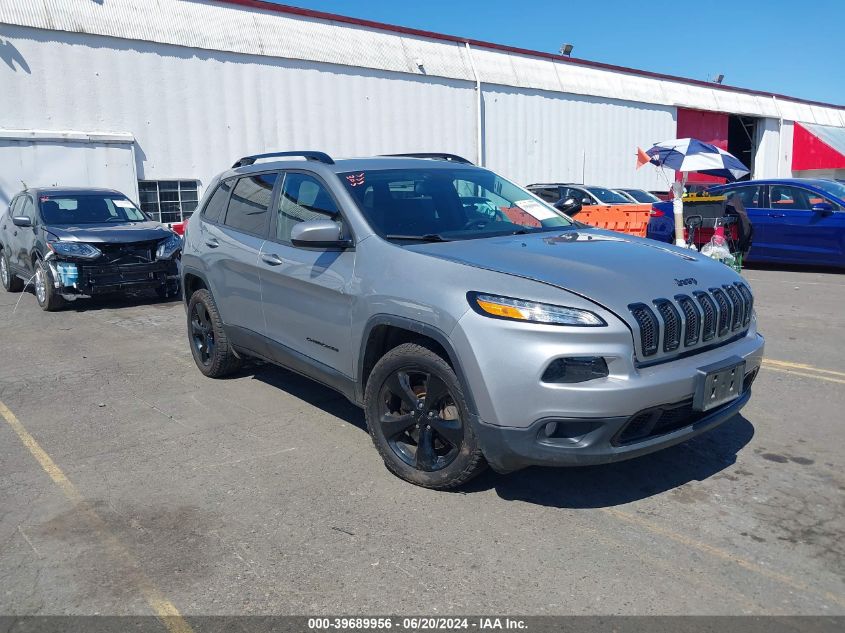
[224,325,360,406]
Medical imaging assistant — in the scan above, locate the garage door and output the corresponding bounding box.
[0,132,137,210]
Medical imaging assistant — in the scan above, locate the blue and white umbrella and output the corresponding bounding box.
[645,138,749,181]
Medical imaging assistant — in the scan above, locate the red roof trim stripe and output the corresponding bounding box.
[217,0,844,111]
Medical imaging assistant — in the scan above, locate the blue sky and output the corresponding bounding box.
[269,0,843,105]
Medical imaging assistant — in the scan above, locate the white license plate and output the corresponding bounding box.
[693,358,745,412]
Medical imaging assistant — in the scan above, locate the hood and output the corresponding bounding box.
[405,228,743,318]
[45,221,173,244]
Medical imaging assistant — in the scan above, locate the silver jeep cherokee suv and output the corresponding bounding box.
[181,151,764,489]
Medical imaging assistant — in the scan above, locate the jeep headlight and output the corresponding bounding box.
[468,292,606,326]
[47,241,102,260]
[156,233,182,259]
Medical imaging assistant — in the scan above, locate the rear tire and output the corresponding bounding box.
[364,342,486,489]
[1,251,23,292]
[187,288,242,377]
[34,260,64,311]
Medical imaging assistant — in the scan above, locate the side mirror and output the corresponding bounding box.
[12,216,32,228]
[811,202,834,215]
[555,198,582,216]
[581,197,593,206]
[290,218,351,248]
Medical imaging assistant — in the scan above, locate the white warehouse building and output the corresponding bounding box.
[2,0,845,223]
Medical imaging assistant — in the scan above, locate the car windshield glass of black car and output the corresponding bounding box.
[623,189,660,203]
[340,168,573,240]
[39,194,147,225]
[586,187,632,204]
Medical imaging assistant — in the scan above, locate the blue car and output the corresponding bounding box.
[646,179,845,268]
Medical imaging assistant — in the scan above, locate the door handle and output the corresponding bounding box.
[768,213,785,218]
[261,253,284,266]
[204,237,219,248]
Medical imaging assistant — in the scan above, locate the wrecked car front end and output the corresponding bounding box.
[45,233,181,299]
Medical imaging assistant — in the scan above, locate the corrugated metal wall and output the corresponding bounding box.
[483,88,675,188]
[0,25,477,193]
[3,0,844,125]
[0,24,674,193]
[1,0,843,197]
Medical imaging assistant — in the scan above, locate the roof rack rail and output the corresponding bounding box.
[232,151,334,168]
[383,153,474,165]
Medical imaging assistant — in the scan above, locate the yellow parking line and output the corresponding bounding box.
[603,507,845,608]
[762,358,845,378]
[761,361,845,385]
[0,399,194,633]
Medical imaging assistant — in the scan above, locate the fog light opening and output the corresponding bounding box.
[542,357,609,383]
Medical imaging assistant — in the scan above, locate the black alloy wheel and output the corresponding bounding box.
[378,368,464,472]
[364,342,486,489]
[190,300,215,366]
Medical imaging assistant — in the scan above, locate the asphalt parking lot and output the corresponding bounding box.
[0,266,843,618]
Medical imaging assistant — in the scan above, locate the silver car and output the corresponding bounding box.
[181,152,764,489]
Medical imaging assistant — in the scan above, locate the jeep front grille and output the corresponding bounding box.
[710,287,732,336]
[629,282,753,359]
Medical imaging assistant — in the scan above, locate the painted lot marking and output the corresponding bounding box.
[0,399,194,633]
[762,359,845,385]
[602,508,845,609]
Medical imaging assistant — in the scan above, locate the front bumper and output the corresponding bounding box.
[476,387,752,473]
[49,259,179,295]
[450,306,764,472]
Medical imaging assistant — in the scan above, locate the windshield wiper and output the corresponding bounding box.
[385,233,451,242]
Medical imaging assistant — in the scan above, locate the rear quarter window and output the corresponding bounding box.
[223,173,278,236]
[201,180,233,224]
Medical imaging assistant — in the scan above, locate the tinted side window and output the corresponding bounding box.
[561,187,588,204]
[724,185,761,209]
[532,187,561,203]
[20,196,35,222]
[769,185,813,210]
[7,196,21,218]
[202,180,232,224]
[275,173,340,243]
[224,173,278,235]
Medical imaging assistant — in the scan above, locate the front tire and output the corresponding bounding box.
[364,342,486,489]
[187,288,242,377]
[34,260,64,311]
[1,250,23,292]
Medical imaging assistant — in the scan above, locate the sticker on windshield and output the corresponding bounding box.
[345,173,365,187]
[514,199,557,221]
[113,199,135,208]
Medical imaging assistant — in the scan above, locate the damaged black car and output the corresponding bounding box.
[0,187,181,311]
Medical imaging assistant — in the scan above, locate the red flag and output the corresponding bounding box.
[636,147,652,169]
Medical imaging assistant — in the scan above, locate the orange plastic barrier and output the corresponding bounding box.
[573,204,651,237]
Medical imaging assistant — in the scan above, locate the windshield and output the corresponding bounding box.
[818,180,845,201]
[621,189,660,203]
[586,187,632,204]
[39,194,147,225]
[340,168,573,241]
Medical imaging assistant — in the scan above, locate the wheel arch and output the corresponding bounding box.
[182,267,210,300]
[358,315,478,416]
